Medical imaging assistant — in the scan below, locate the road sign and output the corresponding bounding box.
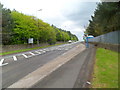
[28,38,33,44]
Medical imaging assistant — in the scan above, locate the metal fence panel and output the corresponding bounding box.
[89,30,120,44]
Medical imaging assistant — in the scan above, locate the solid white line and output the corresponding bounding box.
[0,59,8,66]
[22,54,28,58]
[13,56,17,61]
[29,52,35,55]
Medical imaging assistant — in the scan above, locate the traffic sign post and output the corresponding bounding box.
[84,35,94,48]
[28,38,33,44]
[84,34,89,48]
[28,38,34,47]
[86,37,89,48]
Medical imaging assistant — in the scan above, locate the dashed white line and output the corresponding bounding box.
[45,49,49,51]
[38,50,43,52]
[1,44,75,67]
[42,51,46,53]
[29,52,35,56]
[22,54,28,58]
[35,51,41,54]
[13,56,17,61]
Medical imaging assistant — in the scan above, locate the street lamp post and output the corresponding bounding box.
[36,9,42,46]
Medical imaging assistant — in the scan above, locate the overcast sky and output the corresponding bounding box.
[1,0,101,41]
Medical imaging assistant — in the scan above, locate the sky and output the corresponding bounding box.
[1,0,101,41]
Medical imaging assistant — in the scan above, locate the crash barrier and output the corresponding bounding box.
[88,30,120,52]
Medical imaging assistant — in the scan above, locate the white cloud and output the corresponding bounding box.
[1,0,99,40]
[74,28,85,32]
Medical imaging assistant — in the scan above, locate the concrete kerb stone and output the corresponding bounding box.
[8,43,86,88]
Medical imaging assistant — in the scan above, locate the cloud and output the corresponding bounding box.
[1,0,99,41]
[61,2,98,26]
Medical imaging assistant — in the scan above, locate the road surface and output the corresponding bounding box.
[32,45,96,88]
[1,42,81,88]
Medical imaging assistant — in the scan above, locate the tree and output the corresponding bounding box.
[1,3,14,45]
[11,11,37,44]
[85,2,120,36]
[1,3,78,45]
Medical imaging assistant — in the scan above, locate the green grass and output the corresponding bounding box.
[0,43,66,56]
[92,48,118,88]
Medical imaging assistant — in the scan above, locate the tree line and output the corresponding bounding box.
[85,2,120,37]
[1,3,78,45]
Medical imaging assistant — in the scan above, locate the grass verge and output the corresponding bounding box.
[91,48,118,88]
[0,43,66,56]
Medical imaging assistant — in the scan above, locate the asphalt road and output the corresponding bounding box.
[1,42,80,88]
[32,44,95,88]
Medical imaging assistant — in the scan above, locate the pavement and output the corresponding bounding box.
[1,42,96,89]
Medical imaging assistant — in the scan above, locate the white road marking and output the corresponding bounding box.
[0,44,75,67]
[13,56,17,61]
[65,49,68,50]
[0,59,8,66]
[58,49,62,50]
[42,51,46,53]
[86,81,91,85]
[45,49,49,51]
[29,52,35,55]
[22,54,28,58]
[35,51,41,54]
[39,50,43,51]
